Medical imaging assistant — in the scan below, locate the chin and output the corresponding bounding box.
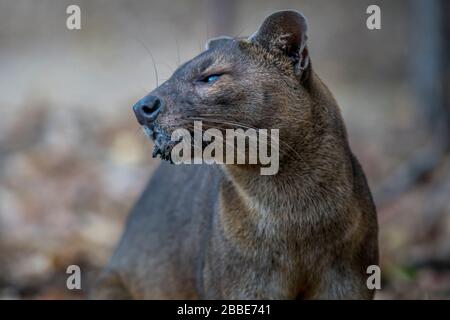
[142,125,175,163]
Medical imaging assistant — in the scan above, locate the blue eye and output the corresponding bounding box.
[203,74,221,83]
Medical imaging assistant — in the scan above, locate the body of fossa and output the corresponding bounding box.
[94,10,379,299]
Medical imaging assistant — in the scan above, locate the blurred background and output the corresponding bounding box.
[0,0,449,299]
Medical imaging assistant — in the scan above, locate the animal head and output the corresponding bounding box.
[133,10,313,162]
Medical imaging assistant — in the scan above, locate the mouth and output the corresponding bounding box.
[143,125,177,163]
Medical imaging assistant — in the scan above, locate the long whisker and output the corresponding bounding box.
[175,37,181,67]
[136,38,159,87]
[161,61,174,74]
[198,112,316,127]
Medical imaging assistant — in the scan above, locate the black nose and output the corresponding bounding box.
[133,95,163,125]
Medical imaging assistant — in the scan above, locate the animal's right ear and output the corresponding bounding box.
[205,36,233,50]
[249,10,309,75]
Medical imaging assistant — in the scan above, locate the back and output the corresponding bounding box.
[95,162,222,299]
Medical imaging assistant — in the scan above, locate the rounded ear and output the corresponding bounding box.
[249,10,309,74]
[205,36,233,50]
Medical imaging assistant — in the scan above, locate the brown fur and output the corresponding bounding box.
[93,10,378,299]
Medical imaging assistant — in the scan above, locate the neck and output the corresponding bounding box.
[219,72,354,232]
